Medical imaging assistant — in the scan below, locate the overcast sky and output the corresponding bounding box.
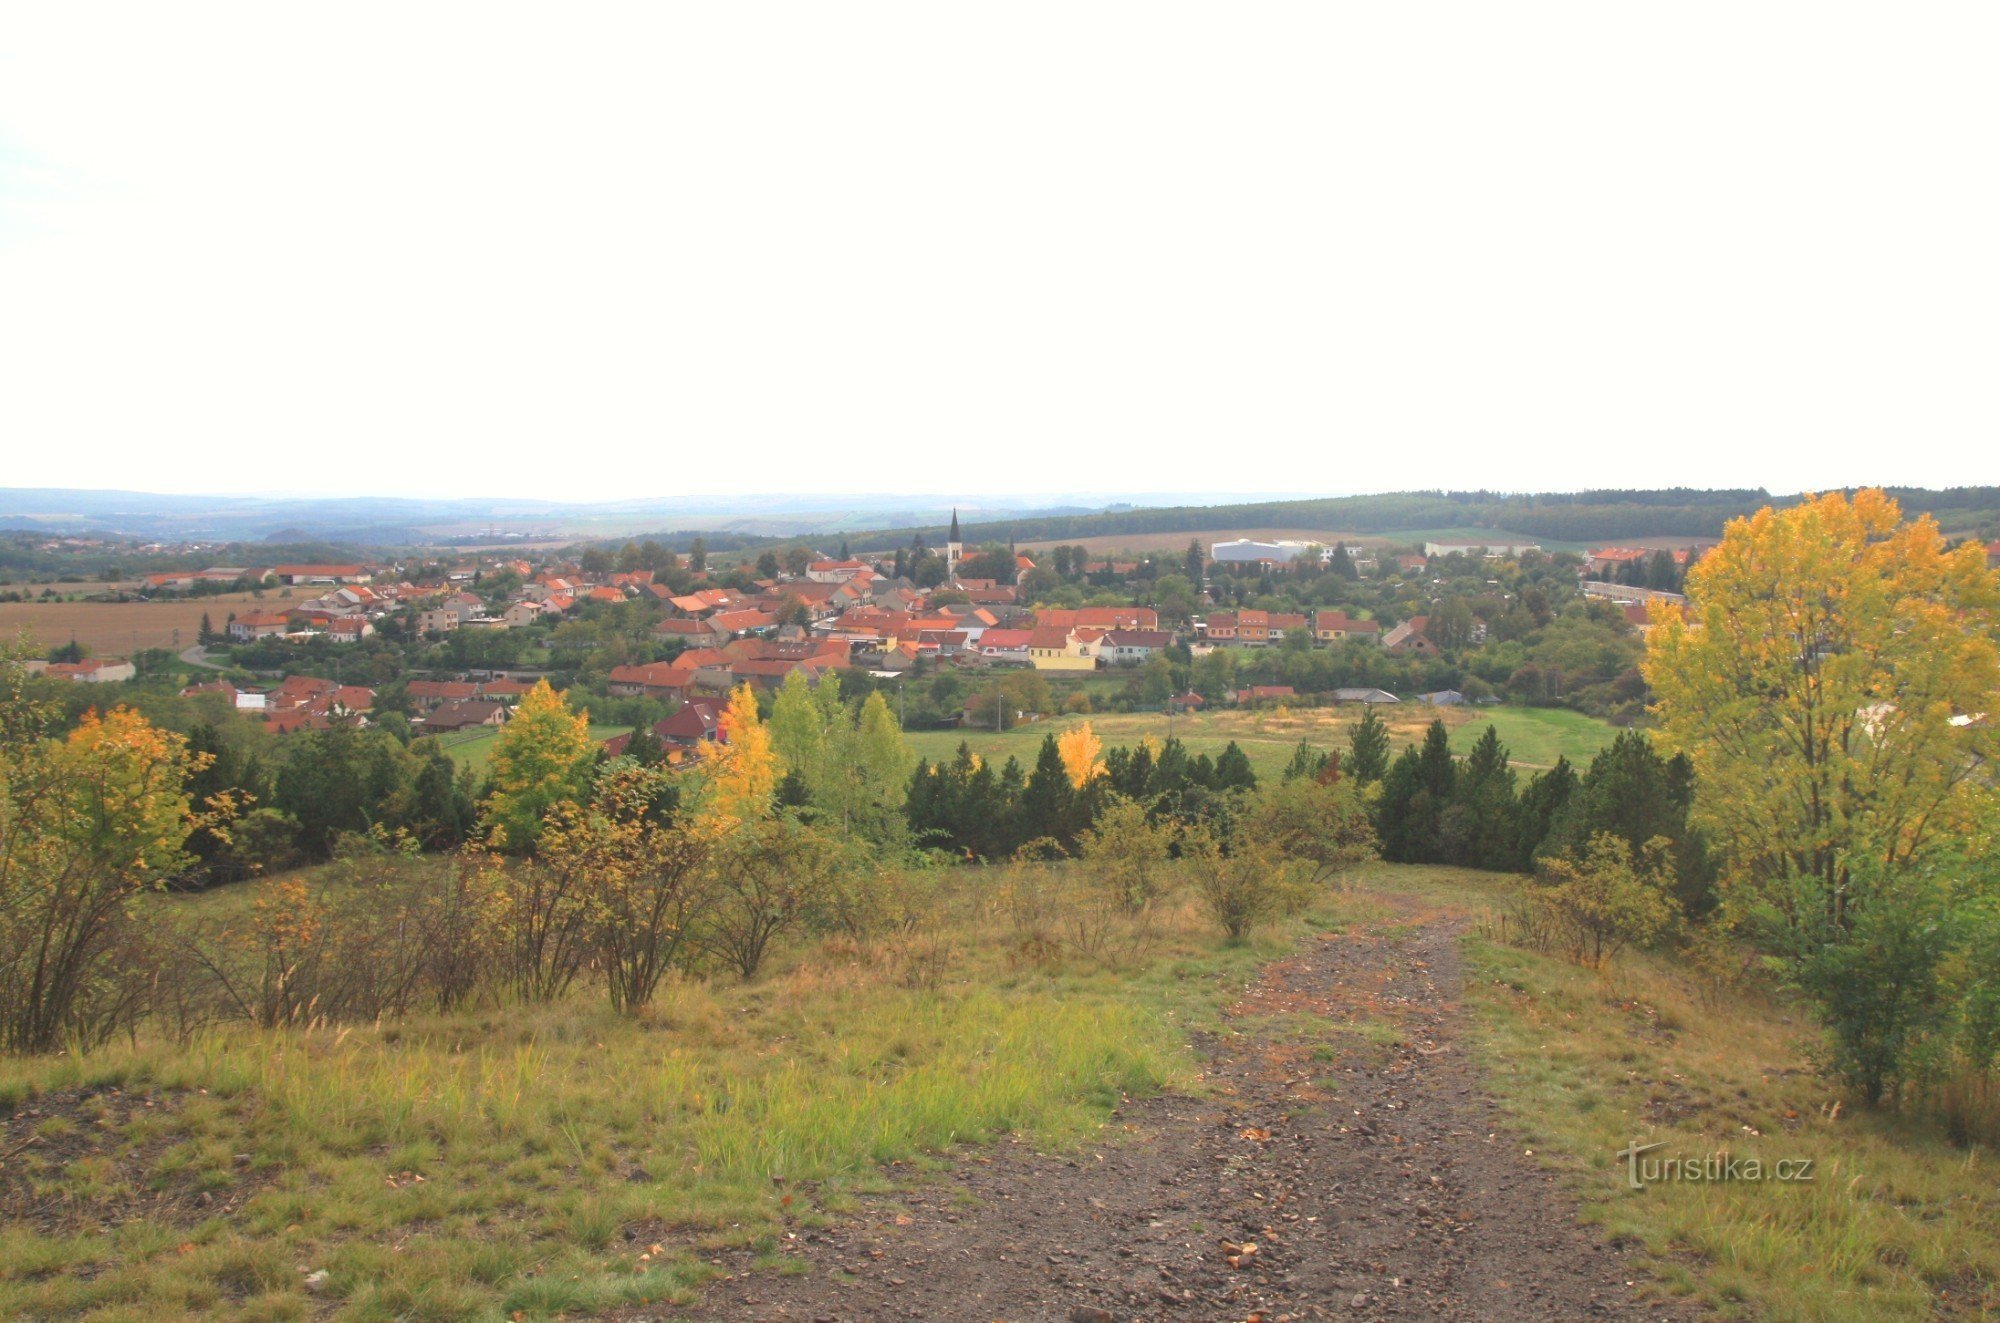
[2,4,1994,502]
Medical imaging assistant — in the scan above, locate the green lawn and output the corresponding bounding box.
[906,702,1618,780]
[1451,705,1619,768]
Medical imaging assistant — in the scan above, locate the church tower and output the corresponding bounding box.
[946,508,963,578]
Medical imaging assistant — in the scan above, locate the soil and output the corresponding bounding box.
[678,894,1691,1321]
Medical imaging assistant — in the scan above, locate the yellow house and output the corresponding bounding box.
[1027,625,1096,671]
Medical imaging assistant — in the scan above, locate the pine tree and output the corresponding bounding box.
[1514,756,1577,868]
[1185,540,1205,584]
[1445,724,1519,870]
[1215,741,1258,791]
[1346,705,1391,783]
[1019,734,1077,852]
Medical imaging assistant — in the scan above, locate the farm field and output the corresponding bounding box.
[905,701,1617,778]
[0,591,279,656]
[436,722,632,774]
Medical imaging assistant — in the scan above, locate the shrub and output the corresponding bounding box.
[1186,831,1297,941]
[1521,832,1678,968]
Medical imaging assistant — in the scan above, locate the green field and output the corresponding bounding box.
[906,702,1617,778]
[436,723,631,774]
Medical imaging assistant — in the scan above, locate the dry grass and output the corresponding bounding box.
[0,592,286,656]
[0,864,1306,1321]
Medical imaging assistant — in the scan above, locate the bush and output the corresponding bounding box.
[1518,833,1678,968]
[1186,831,1298,940]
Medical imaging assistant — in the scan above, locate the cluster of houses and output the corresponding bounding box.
[180,674,378,734]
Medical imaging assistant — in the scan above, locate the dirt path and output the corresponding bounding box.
[682,892,1686,1321]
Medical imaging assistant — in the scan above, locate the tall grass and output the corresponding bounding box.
[0,872,1244,1320]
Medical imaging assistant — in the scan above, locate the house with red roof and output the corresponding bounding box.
[1313,611,1381,644]
[607,662,694,701]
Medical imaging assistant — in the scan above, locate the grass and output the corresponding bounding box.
[436,724,631,774]
[0,866,1300,1321]
[1392,866,2000,1320]
[906,701,1616,778]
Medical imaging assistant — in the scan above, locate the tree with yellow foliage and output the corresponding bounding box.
[1645,489,2000,938]
[0,683,219,1052]
[1057,722,1105,790]
[702,683,781,827]
[481,680,596,853]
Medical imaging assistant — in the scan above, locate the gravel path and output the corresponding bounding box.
[681,891,1688,1321]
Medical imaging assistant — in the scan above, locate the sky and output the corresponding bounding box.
[1,4,1995,503]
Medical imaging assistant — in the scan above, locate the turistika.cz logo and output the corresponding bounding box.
[1616,1140,1815,1191]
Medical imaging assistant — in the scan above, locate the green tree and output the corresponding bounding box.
[481,680,596,852]
[1345,705,1391,783]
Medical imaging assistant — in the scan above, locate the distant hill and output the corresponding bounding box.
[847,487,2000,553]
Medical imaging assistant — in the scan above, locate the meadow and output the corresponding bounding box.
[906,701,1618,777]
[0,862,1290,1320]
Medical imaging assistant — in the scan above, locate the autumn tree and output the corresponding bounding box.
[1645,490,2000,941]
[481,680,596,852]
[0,689,220,1053]
[700,683,781,827]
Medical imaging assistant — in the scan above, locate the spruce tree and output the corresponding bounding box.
[1346,705,1391,783]
[1215,741,1257,791]
[1019,735,1076,851]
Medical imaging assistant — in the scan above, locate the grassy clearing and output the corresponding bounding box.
[1395,865,2000,1320]
[906,702,1615,778]
[0,868,1304,1321]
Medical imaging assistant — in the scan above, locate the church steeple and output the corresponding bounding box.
[946,508,963,578]
[949,508,960,542]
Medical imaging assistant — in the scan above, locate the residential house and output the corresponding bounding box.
[229,610,294,642]
[1200,610,1305,645]
[1098,628,1173,665]
[417,607,460,637]
[1382,616,1438,657]
[325,617,374,645]
[406,680,482,710]
[424,699,508,732]
[607,662,694,702]
[976,627,1035,664]
[1026,625,1095,671]
[1313,611,1382,644]
[1331,687,1399,704]
[42,658,137,684]
[1416,690,1466,706]
[501,601,546,628]
[1035,606,1159,631]
[806,559,872,583]
[271,564,373,585]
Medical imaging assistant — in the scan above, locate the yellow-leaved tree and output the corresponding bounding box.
[1057,722,1105,790]
[703,682,780,827]
[1644,489,2000,936]
[0,692,218,1053]
[481,680,595,852]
